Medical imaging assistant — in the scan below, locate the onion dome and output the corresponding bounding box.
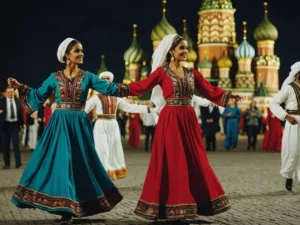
[97,55,108,75]
[235,21,255,59]
[254,2,278,41]
[218,51,232,68]
[199,0,234,11]
[199,56,212,69]
[124,24,144,64]
[151,0,176,42]
[182,19,197,62]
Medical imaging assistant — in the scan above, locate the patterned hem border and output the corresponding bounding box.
[12,185,123,217]
[134,195,231,220]
[19,84,34,114]
[117,83,130,97]
[108,168,128,180]
[221,90,232,107]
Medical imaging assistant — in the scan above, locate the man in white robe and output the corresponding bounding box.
[269,61,300,191]
[85,71,153,180]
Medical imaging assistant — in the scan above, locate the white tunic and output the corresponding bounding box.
[269,82,300,180]
[85,94,148,179]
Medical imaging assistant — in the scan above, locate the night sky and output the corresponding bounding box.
[2,0,300,91]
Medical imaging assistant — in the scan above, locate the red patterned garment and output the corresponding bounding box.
[128,65,232,221]
[262,108,282,152]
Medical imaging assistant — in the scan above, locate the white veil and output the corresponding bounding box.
[150,34,178,112]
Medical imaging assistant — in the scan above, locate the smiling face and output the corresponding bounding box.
[169,40,188,62]
[65,42,84,65]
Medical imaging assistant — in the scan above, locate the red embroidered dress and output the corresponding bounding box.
[128,65,232,220]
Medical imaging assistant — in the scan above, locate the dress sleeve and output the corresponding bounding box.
[193,69,231,107]
[19,74,56,114]
[85,95,98,114]
[269,86,290,121]
[88,72,129,97]
[128,67,163,96]
[117,98,148,113]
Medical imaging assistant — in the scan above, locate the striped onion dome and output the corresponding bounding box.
[235,21,255,59]
[151,1,176,42]
[199,0,234,11]
[182,19,197,62]
[124,24,144,64]
[97,55,108,76]
[199,56,212,69]
[254,2,278,41]
[218,51,232,68]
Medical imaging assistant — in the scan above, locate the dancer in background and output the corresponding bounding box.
[269,61,300,192]
[85,71,153,179]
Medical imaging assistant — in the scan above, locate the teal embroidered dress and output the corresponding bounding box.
[11,70,129,217]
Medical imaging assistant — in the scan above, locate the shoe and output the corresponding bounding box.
[60,215,73,224]
[16,164,22,169]
[206,148,211,151]
[285,178,293,192]
[2,165,9,169]
[247,146,251,150]
[212,148,216,152]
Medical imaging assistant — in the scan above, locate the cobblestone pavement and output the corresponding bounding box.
[0,134,299,225]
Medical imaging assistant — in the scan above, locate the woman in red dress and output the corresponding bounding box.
[128,113,141,148]
[262,108,282,152]
[124,34,241,221]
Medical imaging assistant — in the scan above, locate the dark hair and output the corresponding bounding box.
[63,39,80,61]
[165,35,185,63]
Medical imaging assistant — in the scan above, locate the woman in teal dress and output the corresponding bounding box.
[222,99,241,151]
[8,38,129,224]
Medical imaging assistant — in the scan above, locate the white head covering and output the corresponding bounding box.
[281,61,300,88]
[57,38,76,63]
[150,34,181,112]
[99,71,114,81]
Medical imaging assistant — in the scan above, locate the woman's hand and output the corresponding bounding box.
[7,77,22,89]
[230,94,243,103]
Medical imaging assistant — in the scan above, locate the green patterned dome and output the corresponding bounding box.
[124,25,144,64]
[151,9,176,42]
[199,0,234,11]
[97,55,108,76]
[218,51,232,68]
[254,4,278,41]
[182,19,197,62]
[199,57,212,69]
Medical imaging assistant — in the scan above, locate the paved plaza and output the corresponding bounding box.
[0,134,299,225]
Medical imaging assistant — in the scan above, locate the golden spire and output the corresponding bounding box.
[162,0,167,14]
[101,55,105,59]
[143,60,146,66]
[243,21,247,40]
[133,24,137,37]
[264,2,268,15]
[183,18,187,32]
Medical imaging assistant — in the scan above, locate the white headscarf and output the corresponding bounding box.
[57,38,76,63]
[150,34,180,111]
[99,71,114,81]
[281,61,300,89]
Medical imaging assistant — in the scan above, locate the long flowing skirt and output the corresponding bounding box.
[11,110,122,217]
[134,106,231,221]
[94,119,127,180]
